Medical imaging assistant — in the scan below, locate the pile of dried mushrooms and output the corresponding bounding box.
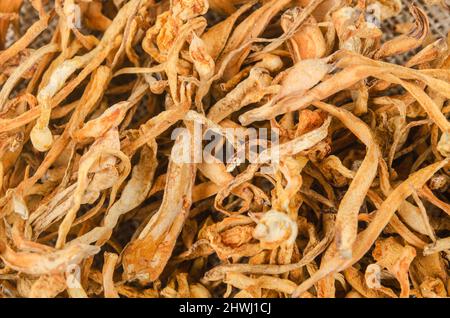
[0,0,450,298]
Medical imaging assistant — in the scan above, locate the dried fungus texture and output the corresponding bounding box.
[0,0,449,299]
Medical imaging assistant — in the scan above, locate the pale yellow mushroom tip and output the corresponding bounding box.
[30,125,53,152]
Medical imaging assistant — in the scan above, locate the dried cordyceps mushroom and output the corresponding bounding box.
[0,0,449,299]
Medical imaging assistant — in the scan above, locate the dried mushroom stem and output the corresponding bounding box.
[122,130,196,283]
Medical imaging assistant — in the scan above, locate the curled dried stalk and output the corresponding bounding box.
[122,131,196,284]
[375,6,429,59]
